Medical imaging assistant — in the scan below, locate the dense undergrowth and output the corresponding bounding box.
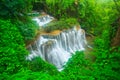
[1,49,120,80]
[0,0,120,80]
[0,20,28,75]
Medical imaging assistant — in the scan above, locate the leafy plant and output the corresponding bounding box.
[27,57,58,75]
[9,70,53,80]
[0,19,28,75]
[15,19,39,42]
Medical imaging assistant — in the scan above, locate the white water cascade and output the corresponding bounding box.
[27,15,87,71]
[32,15,54,26]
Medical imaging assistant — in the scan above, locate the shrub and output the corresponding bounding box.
[59,49,120,80]
[43,18,79,32]
[61,51,93,80]
[27,57,58,75]
[0,19,28,75]
[15,20,39,41]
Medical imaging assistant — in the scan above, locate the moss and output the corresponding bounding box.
[43,18,79,32]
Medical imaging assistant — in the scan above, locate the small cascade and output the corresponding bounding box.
[32,15,54,26]
[26,27,87,71]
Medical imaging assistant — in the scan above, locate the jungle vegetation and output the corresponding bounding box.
[0,0,120,80]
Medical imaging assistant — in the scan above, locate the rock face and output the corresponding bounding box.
[26,26,87,71]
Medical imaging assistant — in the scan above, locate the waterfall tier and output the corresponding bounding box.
[26,26,87,71]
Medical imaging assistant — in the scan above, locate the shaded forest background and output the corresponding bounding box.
[0,0,120,80]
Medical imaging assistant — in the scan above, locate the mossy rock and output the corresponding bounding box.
[43,18,79,32]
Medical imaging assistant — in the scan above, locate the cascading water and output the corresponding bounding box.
[27,14,87,71]
[32,15,54,26]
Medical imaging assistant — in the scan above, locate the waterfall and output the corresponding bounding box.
[27,14,87,71]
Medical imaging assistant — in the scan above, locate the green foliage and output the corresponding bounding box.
[0,19,28,75]
[79,0,119,36]
[27,57,58,75]
[0,0,38,42]
[61,49,120,80]
[9,70,53,80]
[15,20,39,41]
[90,45,120,80]
[0,73,10,80]
[94,30,110,50]
[36,0,78,19]
[0,0,33,19]
[4,49,120,80]
[43,18,79,32]
[3,57,58,80]
[61,51,93,80]
[91,30,120,80]
[113,0,120,13]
